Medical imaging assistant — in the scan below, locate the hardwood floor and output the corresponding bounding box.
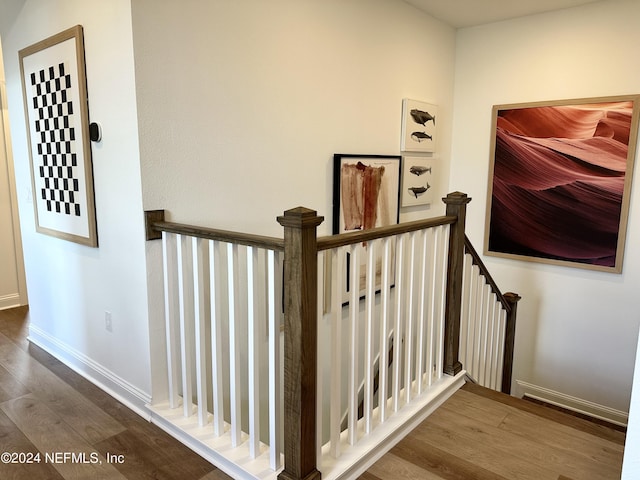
[0,306,626,479]
[0,306,232,480]
[360,382,625,480]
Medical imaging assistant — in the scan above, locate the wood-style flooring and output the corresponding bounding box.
[0,306,626,479]
[0,306,232,480]
[359,379,626,480]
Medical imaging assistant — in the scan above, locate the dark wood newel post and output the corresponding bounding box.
[501,292,521,394]
[277,207,324,480]
[442,192,471,376]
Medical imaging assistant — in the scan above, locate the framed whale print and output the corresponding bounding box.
[401,156,434,207]
[401,98,437,153]
[485,95,640,273]
[19,25,98,247]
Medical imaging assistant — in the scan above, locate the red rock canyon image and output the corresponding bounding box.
[486,97,639,272]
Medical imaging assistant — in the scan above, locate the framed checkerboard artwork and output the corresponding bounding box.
[19,25,98,247]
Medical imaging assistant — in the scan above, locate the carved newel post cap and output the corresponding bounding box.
[503,292,522,306]
[442,191,472,205]
[277,207,324,228]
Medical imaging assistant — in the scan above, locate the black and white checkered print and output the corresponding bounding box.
[30,62,81,217]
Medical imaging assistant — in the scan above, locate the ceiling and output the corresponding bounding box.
[0,0,618,38]
[403,0,607,28]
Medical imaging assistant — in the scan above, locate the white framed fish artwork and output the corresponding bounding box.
[401,156,434,206]
[401,98,437,153]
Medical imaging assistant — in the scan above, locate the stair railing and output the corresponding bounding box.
[144,191,520,480]
[145,211,286,478]
[308,192,470,479]
[461,236,521,393]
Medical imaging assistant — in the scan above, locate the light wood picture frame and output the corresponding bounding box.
[19,25,98,247]
[485,95,640,273]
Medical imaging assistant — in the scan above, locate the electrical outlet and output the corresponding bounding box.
[105,311,113,332]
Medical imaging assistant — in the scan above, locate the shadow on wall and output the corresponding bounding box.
[0,0,26,38]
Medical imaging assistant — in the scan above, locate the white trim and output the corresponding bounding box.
[320,371,466,480]
[147,401,281,480]
[515,379,628,427]
[146,372,465,480]
[28,324,152,420]
[0,293,22,310]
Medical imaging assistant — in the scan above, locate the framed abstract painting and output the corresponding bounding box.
[332,154,401,235]
[331,154,401,301]
[485,95,640,273]
[19,25,98,247]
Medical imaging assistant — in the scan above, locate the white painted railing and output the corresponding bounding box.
[149,227,285,480]
[144,192,519,480]
[315,224,465,479]
[460,237,519,393]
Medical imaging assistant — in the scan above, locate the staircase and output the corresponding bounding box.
[362,382,625,480]
[144,191,522,480]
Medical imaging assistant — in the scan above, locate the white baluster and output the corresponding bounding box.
[434,225,449,379]
[416,230,429,394]
[479,282,491,386]
[424,228,436,388]
[347,243,360,445]
[177,234,194,418]
[404,232,417,403]
[193,237,209,427]
[487,294,499,390]
[392,234,406,412]
[363,240,377,432]
[460,253,473,373]
[468,264,480,379]
[378,237,391,423]
[268,249,282,469]
[209,240,225,436]
[162,232,180,409]
[247,246,260,457]
[330,247,344,458]
[496,308,507,391]
[227,242,242,447]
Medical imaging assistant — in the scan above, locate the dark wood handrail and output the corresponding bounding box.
[146,193,520,478]
[144,210,284,251]
[317,214,457,251]
[463,235,511,314]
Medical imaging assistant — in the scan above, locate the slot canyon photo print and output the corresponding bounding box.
[485,95,640,273]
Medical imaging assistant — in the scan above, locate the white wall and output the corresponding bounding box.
[7,0,633,438]
[131,0,457,399]
[132,0,455,234]
[2,0,151,408]
[451,0,640,420]
[623,328,640,478]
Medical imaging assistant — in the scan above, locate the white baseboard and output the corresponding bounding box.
[28,324,152,420]
[515,380,628,427]
[0,293,22,311]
